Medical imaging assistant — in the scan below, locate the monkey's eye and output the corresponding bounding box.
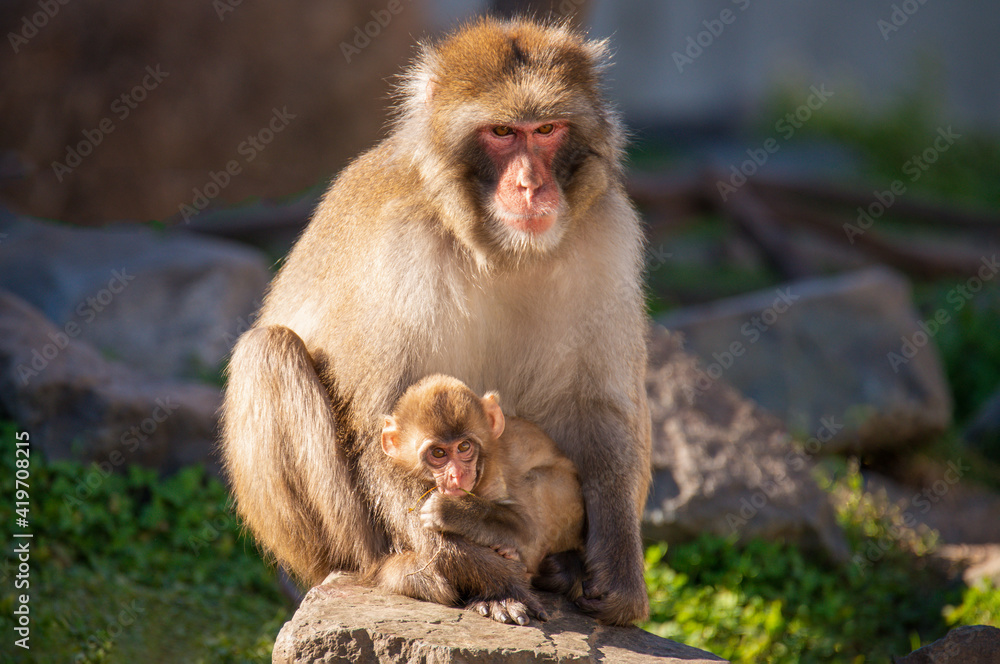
[430,447,447,459]
[492,126,513,137]
[536,123,554,134]
[457,440,471,453]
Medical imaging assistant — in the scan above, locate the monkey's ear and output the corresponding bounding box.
[481,393,505,439]
[381,416,402,458]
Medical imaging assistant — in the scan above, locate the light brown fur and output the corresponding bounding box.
[221,16,651,626]
[385,375,584,578]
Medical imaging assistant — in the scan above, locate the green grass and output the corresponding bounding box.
[4,95,999,662]
[642,460,1000,663]
[0,423,289,663]
[4,423,997,663]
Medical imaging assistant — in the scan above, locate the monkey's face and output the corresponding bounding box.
[397,18,623,262]
[420,437,479,496]
[477,120,568,242]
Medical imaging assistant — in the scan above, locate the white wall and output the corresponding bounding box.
[425,0,1000,133]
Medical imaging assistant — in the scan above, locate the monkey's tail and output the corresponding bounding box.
[221,324,383,586]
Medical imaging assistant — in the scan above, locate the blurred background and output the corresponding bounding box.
[1,1,998,662]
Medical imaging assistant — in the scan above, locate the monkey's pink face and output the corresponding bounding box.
[423,438,479,496]
[479,121,567,236]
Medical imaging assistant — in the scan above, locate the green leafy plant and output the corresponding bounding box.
[0,423,290,663]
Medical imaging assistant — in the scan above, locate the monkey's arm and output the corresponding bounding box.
[419,491,528,554]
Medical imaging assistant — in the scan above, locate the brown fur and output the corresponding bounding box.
[386,375,584,577]
[220,16,651,626]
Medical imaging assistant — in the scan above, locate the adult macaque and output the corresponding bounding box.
[378,374,584,600]
[221,17,651,626]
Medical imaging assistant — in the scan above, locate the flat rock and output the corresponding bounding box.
[896,625,1000,664]
[657,267,952,454]
[272,573,727,664]
[0,209,270,380]
[644,326,849,561]
[936,544,1000,586]
[863,471,1000,546]
[0,290,219,473]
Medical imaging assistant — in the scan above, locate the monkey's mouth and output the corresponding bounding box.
[438,486,471,497]
[490,203,561,236]
[505,212,556,235]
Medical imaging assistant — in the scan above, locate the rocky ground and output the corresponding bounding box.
[1,207,997,662]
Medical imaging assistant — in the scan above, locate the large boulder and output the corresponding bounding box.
[643,326,849,561]
[657,267,952,454]
[0,291,219,473]
[272,573,727,664]
[0,210,269,380]
[896,625,1000,664]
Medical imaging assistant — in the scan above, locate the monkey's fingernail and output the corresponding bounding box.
[516,615,528,625]
[499,612,510,623]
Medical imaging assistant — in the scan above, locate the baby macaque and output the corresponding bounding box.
[381,374,585,595]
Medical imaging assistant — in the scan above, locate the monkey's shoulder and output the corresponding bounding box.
[498,417,574,473]
[313,141,434,234]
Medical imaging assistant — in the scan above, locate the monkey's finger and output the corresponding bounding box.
[502,599,532,625]
[467,600,512,624]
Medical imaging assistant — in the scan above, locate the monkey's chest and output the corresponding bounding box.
[417,282,582,414]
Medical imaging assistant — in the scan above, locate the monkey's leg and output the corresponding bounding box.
[419,492,527,554]
[533,550,585,601]
[363,550,458,606]
[364,535,546,625]
[435,535,549,625]
[568,410,651,626]
[221,325,384,585]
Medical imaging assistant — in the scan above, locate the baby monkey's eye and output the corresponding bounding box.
[457,441,471,453]
[492,126,513,137]
[431,447,447,459]
[536,123,554,134]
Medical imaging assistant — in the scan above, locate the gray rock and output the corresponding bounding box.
[896,625,1000,664]
[657,267,952,454]
[936,544,1000,587]
[272,573,727,664]
[863,471,1000,546]
[0,210,270,380]
[644,326,849,561]
[0,290,219,473]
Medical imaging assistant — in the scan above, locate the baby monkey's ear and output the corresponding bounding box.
[381,416,402,458]
[481,392,505,439]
